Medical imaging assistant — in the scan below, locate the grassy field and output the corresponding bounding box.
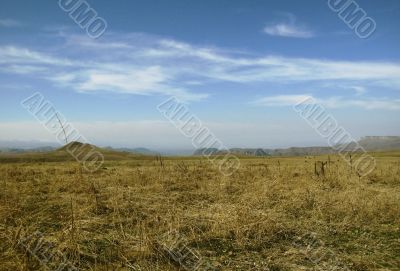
[0,149,399,270]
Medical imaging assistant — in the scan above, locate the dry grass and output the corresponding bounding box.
[0,152,399,270]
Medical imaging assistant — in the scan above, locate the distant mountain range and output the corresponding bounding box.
[193,136,400,157]
[0,144,159,156]
[356,136,400,150]
[103,147,159,155]
[1,136,399,157]
[0,146,56,153]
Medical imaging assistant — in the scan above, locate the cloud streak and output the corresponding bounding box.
[253,95,400,110]
[1,31,400,103]
[0,18,23,27]
[263,23,314,38]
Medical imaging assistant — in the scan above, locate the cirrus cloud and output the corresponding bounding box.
[263,23,315,38]
[1,31,400,103]
[253,95,400,110]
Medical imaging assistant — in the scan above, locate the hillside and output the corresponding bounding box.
[194,136,400,157]
[358,136,400,151]
[0,141,152,163]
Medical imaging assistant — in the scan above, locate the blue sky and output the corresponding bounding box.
[0,0,399,150]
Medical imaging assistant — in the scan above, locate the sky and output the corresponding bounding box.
[0,0,399,151]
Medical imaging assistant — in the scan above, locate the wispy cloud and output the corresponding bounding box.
[0,46,75,66]
[1,32,400,103]
[0,18,23,27]
[76,66,208,101]
[321,83,367,96]
[252,95,314,106]
[253,95,400,110]
[0,43,206,102]
[344,85,366,96]
[322,97,400,110]
[0,64,48,74]
[263,23,314,38]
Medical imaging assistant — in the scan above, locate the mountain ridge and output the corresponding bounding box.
[1,136,399,157]
[193,136,400,156]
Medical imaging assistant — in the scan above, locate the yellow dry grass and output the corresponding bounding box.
[0,152,399,270]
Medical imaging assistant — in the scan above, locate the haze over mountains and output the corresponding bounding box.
[1,136,399,157]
